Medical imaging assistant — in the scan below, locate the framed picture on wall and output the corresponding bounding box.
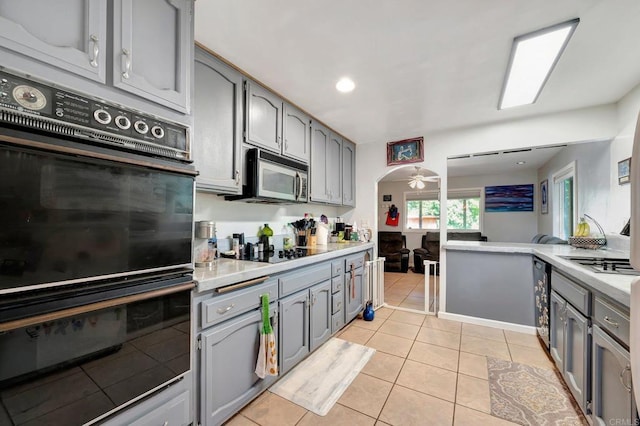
[540,179,548,214]
[386,137,424,165]
[618,157,631,185]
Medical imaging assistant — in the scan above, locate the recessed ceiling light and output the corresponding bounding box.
[499,18,579,110]
[336,77,355,93]
[516,161,526,165]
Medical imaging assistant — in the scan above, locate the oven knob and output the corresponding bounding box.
[115,115,131,130]
[151,125,165,139]
[55,108,64,117]
[0,78,8,88]
[93,109,112,125]
[0,91,7,99]
[134,120,149,135]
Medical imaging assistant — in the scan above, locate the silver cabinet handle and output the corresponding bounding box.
[163,422,169,426]
[620,365,632,392]
[122,48,131,79]
[603,316,619,328]
[89,35,99,68]
[216,303,235,314]
[235,170,240,185]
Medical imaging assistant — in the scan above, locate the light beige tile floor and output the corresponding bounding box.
[228,305,576,426]
[228,272,575,425]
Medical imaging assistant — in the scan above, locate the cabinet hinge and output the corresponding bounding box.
[197,337,202,351]
[587,326,592,335]
[244,81,247,90]
[585,400,592,414]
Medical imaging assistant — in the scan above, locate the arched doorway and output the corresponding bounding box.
[376,165,440,313]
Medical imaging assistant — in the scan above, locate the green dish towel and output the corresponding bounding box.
[255,293,278,378]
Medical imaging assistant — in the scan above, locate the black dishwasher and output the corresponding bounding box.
[533,257,551,350]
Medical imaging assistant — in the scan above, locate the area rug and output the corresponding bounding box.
[487,357,587,426]
[269,337,375,416]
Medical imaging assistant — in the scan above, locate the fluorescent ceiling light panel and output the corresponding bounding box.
[336,77,355,93]
[499,18,579,110]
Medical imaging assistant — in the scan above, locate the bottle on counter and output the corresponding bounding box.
[261,224,273,250]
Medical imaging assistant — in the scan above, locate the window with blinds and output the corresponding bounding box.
[405,188,481,231]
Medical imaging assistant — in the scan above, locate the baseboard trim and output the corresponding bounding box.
[438,312,537,335]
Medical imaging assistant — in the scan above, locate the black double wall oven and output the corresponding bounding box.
[0,70,195,425]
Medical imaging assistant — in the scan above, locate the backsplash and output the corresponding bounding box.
[194,191,353,244]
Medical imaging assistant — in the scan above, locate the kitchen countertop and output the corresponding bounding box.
[444,241,636,308]
[194,242,374,293]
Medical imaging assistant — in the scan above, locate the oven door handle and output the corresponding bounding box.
[0,281,196,333]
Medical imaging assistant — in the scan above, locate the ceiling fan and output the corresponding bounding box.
[407,166,439,189]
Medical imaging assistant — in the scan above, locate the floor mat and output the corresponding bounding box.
[269,337,375,416]
[487,357,587,425]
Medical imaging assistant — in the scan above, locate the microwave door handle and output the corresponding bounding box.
[296,172,302,201]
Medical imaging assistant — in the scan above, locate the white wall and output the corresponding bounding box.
[450,171,539,243]
[537,140,611,237]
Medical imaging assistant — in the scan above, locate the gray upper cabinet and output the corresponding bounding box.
[245,81,282,153]
[0,0,108,82]
[342,140,355,206]
[310,121,330,203]
[327,133,342,204]
[283,103,310,163]
[193,47,242,194]
[113,0,192,113]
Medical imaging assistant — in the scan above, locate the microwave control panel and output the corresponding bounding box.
[0,70,190,162]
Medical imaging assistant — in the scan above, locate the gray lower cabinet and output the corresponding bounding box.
[200,304,278,426]
[345,265,364,323]
[193,47,243,194]
[112,0,193,113]
[342,140,355,206]
[0,0,107,82]
[279,280,332,374]
[591,324,635,425]
[549,289,590,413]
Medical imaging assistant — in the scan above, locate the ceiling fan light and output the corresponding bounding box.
[416,180,425,189]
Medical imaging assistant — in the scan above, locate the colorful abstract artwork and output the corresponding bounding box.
[485,184,534,212]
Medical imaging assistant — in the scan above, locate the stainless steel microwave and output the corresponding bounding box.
[227,148,308,203]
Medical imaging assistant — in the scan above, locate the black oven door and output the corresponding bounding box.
[0,142,194,294]
[0,277,194,426]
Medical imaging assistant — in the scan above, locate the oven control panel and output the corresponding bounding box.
[0,70,190,162]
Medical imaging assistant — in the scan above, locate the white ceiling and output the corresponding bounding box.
[195,0,640,148]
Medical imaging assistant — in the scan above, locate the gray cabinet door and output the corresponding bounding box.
[113,0,192,113]
[283,103,310,163]
[0,0,107,82]
[564,303,590,413]
[327,133,343,204]
[310,281,332,351]
[310,121,329,202]
[345,267,364,323]
[279,291,309,374]
[342,140,355,206]
[591,325,635,426]
[549,290,565,371]
[200,306,278,426]
[193,47,242,194]
[245,81,282,153]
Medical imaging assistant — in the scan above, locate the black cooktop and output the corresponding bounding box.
[562,256,640,276]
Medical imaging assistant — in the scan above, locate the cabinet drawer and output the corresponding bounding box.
[201,280,278,328]
[551,271,590,315]
[332,259,344,277]
[332,292,343,314]
[594,296,630,347]
[332,311,344,334]
[331,275,344,293]
[345,254,365,270]
[279,263,331,296]
[129,390,190,426]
